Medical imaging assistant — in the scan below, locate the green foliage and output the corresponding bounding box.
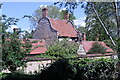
[77,26,86,33]
[103,39,117,51]
[2,15,31,72]
[72,58,119,80]
[59,10,76,20]
[35,58,119,80]
[1,58,119,80]
[83,2,117,42]
[1,73,35,80]
[31,40,38,43]
[45,40,79,59]
[2,32,31,73]
[35,59,75,80]
[0,73,7,78]
[88,42,107,54]
[22,31,33,39]
[0,17,2,72]
[54,2,79,13]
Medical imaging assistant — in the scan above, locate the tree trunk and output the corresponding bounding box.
[91,3,116,47]
[112,1,120,56]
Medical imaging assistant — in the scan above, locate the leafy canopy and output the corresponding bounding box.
[36,58,118,80]
[35,40,79,60]
[2,15,31,72]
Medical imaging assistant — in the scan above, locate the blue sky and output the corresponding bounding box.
[2,2,86,32]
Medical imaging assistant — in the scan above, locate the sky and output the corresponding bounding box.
[2,2,86,32]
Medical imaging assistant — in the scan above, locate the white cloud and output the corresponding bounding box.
[59,8,67,12]
[73,16,86,27]
[39,5,47,9]
[11,25,19,30]
[6,25,19,32]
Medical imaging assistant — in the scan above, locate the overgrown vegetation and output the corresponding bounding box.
[1,73,35,80]
[87,42,107,54]
[37,40,79,59]
[1,15,31,72]
[2,58,119,80]
[35,58,119,80]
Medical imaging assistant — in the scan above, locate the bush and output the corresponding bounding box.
[35,58,119,80]
[2,58,119,80]
[45,40,79,59]
[1,73,35,80]
[0,73,7,79]
[88,42,107,54]
[103,40,117,51]
[35,59,75,80]
[72,58,119,80]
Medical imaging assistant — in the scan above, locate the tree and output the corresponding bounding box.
[22,30,33,39]
[76,26,86,33]
[0,3,2,71]
[45,40,79,59]
[29,5,76,29]
[59,9,76,21]
[2,15,31,72]
[113,2,120,57]
[88,42,107,54]
[84,2,117,43]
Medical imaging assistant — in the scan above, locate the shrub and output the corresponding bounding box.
[72,58,119,80]
[35,58,119,80]
[2,58,119,80]
[45,40,79,59]
[88,42,107,54]
[35,59,75,80]
[1,15,32,72]
[103,40,117,51]
[1,73,35,80]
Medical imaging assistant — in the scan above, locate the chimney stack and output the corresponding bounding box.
[13,28,18,32]
[13,28,19,35]
[12,25,19,33]
[82,33,86,41]
[42,8,48,17]
[64,11,69,20]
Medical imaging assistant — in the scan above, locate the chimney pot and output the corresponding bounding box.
[64,11,69,20]
[42,8,48,17]
[82,33,86,41]
[13,28,19,33]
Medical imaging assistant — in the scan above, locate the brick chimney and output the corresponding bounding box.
[13,28,19,33]
[96,34,99,41]
[42,8,48,17]
[64,11,69,20]
[82,33,86,41]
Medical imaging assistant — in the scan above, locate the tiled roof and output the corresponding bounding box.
[49,18,78,37]
[82,41,113,53]
[7,39,47,54]
[29,39,47,54]
[78,53,113,58]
